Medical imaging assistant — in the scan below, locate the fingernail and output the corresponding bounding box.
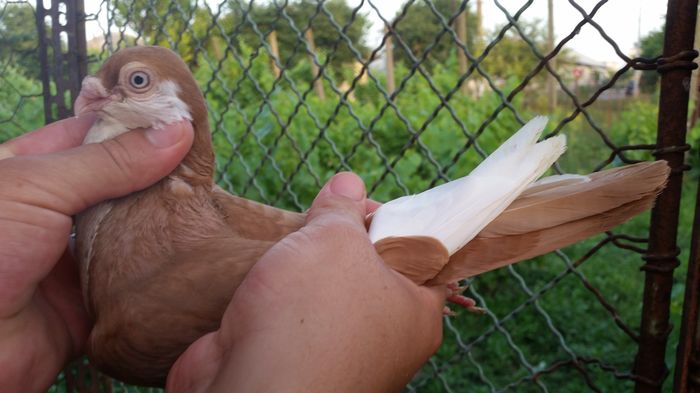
[145,122,186,148]
[329,172,365,201]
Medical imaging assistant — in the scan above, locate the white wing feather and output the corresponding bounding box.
[368,116,566,255]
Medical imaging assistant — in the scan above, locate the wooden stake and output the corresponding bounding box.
[304,28,325,100]
[268,30,281,78]
[546,0,557,111]
[385,26,395,94]
[455,0,468,94]
[476,0,483,52]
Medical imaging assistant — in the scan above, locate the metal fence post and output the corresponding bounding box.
[634,0,699,392]
[35,0,87,123]
[675,159,700,393]
[675,8,700,391]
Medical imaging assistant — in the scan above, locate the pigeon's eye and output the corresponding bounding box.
[129,71,150,89]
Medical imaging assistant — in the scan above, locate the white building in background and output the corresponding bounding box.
[557,51,636,99]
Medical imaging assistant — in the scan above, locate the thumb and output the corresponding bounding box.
[306,172,367,230]
[0,121,194,216]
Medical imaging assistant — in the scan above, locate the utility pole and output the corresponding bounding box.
[268,30,281,78]
[455,0,468,94]
[546,0,557,112]
[385,25,395,94]
[304,28,325,100]
[476,0,483,53]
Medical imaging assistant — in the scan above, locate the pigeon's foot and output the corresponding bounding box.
[443,282,486,315]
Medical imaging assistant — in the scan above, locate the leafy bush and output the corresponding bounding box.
[0,66,44,143]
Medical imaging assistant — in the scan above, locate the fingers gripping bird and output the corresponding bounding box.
[73,46,669,386]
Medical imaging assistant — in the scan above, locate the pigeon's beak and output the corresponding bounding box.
[74,76,114,116]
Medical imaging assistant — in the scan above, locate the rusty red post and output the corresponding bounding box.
[36,0,87,123]
[634,0,699,392]
[675,164,700,393]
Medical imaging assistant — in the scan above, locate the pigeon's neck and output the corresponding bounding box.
[175,116,215,186]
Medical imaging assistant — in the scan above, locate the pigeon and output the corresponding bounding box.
[73,46,669,386]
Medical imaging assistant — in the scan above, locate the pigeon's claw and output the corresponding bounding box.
[444,282,487,315]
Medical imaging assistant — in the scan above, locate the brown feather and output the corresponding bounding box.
[211,185,305,241]
[426,161,670,285]
[487,161,670,236]
[77,182,303,386]
[374,236,449,285]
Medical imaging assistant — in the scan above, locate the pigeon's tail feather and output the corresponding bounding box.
[369,117,566,255]
[425,160,670,284]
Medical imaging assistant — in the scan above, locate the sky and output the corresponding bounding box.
[85,0,668,67]
[355,0,667,67]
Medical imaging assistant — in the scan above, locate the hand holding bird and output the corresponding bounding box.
[0,117,444,393]
[167,172,445,393]
[0,117,194,392]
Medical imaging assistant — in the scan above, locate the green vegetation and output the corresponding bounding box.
[0,66,43,139]
[1,1,693,392]
[638,27,665,93]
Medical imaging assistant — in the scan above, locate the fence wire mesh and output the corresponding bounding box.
[0,0,696,392]
[0,1,44,140]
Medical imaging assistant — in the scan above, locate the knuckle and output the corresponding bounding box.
[318,220,368,245]
[277,231,316,258]
[309,198,363,221]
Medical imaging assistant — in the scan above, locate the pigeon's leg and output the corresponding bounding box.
[443,282,486,315]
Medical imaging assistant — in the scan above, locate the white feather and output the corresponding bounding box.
[83,80,191,144]
[529,173,589,187]
[368,116,566,255]
[519,173,589,197]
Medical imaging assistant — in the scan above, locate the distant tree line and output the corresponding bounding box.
[1,0,668,95]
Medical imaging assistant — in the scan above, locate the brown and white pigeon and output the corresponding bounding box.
[73,46,669,386]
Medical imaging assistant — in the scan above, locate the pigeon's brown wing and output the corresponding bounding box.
[211,187,450,286]
[375,236,450,285]
[426,161,669,285]
[87,234,275,387]
[211,185,305,242]
[82,186,306,387]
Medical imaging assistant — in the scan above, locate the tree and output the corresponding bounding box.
[391,0,478,68]
[479,20,550,82]
[224,0,370,79]
[638,28,664,93]
[111,0,216,64]
[0,3,41,79]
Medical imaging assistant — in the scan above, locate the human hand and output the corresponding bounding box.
[168,172,446,393]
[0,117,194,392]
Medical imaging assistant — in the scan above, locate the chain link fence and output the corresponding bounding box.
[2,0,699,392]
[0,1,44,139]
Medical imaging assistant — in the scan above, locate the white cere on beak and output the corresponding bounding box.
[74,76,111,116]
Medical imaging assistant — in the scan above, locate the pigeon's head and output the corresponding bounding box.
[75,46,213,177]
[75,46,207,131]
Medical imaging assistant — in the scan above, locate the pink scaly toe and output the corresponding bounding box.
[444,282,487,315]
